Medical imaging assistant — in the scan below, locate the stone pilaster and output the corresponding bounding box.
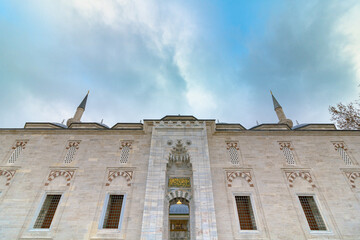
[140,121,218,239]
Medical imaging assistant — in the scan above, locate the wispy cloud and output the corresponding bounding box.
[0,1,359,128]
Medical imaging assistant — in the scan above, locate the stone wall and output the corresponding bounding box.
[0,124,360,240]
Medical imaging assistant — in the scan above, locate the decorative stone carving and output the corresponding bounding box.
[333,142,347,151]
[64,141,81,164]
[285,170,316,188]
[167,140,191,168]
[343,171,360,188]
[166,189,192,201]
[154,121,205,128]
[333,142,353,165]
[226,142,239,150]
[168,177,191,188]
[226,170,254,187]
[120,141,132,150]
[279,142,296,165]
[279,142,293,150]
[66,141,80,150]
[8,140,28,164]
[12,140,28,150]
[0,169,16,186]
[106,169,133,187]
[44,169,75,186]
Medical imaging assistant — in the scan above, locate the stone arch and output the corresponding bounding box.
[345,171,360,188]
[226,171,254,187]
[44,170,75,186]
[166,190,192,202]
[0,169,16,186]
[286,171,316,188]
[106,170,133,187]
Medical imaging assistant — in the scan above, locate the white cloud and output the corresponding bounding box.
[56,0,218,115]
[336,4,360,82]
[186,86,217,115]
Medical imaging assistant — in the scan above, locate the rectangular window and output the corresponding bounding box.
[298,196,326,231]
[34,194,61,229]
[283,146,295,165]
[8,146,23,163]
[120,146,130,164]
[102,195,124,229]
[337,147,353,165]
[235,196,257,230]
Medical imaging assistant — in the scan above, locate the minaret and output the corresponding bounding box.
[66,91,89,127]
[271,91,293,128]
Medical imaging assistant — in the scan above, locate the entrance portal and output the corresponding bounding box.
[169,198,190,240]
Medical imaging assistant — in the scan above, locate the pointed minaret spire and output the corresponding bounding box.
[270,91,293,128]
[67,91,89,127]
[271,90,282,110]
[78,90,89,109]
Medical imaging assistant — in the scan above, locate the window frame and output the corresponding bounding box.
[232,193,260,233]
[296,193,330,234]
[30,192,63,231]
[98,193,127,230]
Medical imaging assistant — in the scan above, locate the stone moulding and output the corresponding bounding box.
[226,141,239,150]
[106,169,133,187]
[154,120,205,128]
[226,170,254,187]
[333,142,347,151]
[166,189,192,201]
[120,141,133,150]
[44,169,75,187]
[0,169,16,186]
[343,170,360,188]
[12,140,28,150]
[285,170,316,188]
[66,140,80,150]
[279,142,293,150]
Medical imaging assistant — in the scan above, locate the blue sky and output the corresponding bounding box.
[0,0,360,128]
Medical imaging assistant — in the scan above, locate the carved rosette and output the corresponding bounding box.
[12,140,28,150]
[44,170,75,186]
[0,169,16,186]
[279,142,293,150]
[106,170,133,187]
[120,141,132,150]
[344,171,360,188]
[226,142,239,150]
[333,142,347,151]
[226,170,254,187]
[66,141,80,149]
[285,170,316,188]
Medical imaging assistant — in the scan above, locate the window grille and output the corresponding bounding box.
[120,146,130,164]
[34,194,61,229]
[235,196,257,230]
[64,146,77,164]
[103,195,124,229]
[337,147,352,166]
[298,196,326,231]
[283,146,295,165]
[8,146,23,164]
[228,147,239,164]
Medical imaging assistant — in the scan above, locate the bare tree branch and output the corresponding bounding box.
[329,101,360,130]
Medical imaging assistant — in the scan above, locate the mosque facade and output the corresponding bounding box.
[0,93,360,240]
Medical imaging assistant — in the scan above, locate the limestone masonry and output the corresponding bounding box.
[0,93,360,240]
